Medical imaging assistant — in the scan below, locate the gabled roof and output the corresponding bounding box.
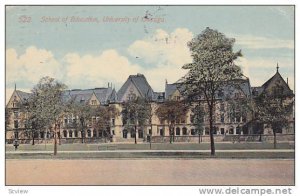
[165,79,251,100]
[165,83,179,99]
[15,90,31,102]
[117,74,154,101]
[263,71,292,90]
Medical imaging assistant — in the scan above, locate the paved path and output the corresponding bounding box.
[6,159,294,185]
[6,149,294,154]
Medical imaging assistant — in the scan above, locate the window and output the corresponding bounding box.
[205,127,209,135]
[213,127,218,134]
[63,130,67,138]
[112,130,115,135]
[221,128,225,135]
[91,100,97,105]
[64,118,68,125]
[229,128,234,134]
[242,114,247,122]
[93,130,97,137]
[181,118,186,124]
[87,130,91,137]
[234,92,241,98]
[40,131,45,139]
[176,127,180,135]
[138,130,143,138]
[221,114,224,123]
[123,129,128,138]
[47,132,51,138]
[14,120,18,129]
[236,127,241,135]
[74,131,78,138]
[13,111,19,118]
[182,127,187,135]
[160,119,164,124]
[98,130,103,137]
[236,112,241,123]
[191,129,196,135]
[69,130,73,138]
[149,129,152,135]
[176,119,180,124]
[220,103,225,111]
[112,118,115,126]
[160,129,164,136]
[130,129,136,138]
[273,86,284,97]
[14,131,18,139]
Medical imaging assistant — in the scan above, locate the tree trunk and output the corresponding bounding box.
[58,129,61,145]
[54,125,57,156]
[273,131,277,149]
[209,108,215,156]
[32,130,35,145]
[169,125,172,144]
[134,125,137,144]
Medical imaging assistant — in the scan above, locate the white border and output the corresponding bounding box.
[0,1,298,196]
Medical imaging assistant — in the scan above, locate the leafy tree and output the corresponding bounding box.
[24,76,67,155]
[181,27,243,155]
[5,108,11,143]
[190,104,205,143]
[93,104,119,142]
[155,100,189,143]
[122,97,151,144]
[67,101,94,143]
[254,89,293,149]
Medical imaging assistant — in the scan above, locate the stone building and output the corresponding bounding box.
[5,68,294,143]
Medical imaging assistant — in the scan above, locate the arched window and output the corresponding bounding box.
[69,130,73,138]
[123,129,128,138]
[40,131,45,139]
[87,129,91,137]
[159,129,164,136]
[191,129,196,135]
[138,129,143,138]
[98,130,103,137]
[176,127,180,135]
[74,131,78,138]
[182,127,187,135]
[63,130,67,138]
[130,129,136,138]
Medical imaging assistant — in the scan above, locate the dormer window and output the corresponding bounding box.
[91,100,97,105]
[80,98,85,103]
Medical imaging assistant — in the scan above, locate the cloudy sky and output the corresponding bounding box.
[6,6,294,102]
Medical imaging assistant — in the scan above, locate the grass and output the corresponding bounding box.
[5,151,294,160]
[5,142,295,152]
[6,142,294,160]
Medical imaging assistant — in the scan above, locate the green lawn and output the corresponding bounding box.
[6,142,294,152]
[5,151,294,160]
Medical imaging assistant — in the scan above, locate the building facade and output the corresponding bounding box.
[5,68,294,144]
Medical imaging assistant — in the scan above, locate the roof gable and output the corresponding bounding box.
[117,74,154,101]
[262,71,293,96]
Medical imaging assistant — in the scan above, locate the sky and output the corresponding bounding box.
[5,5,295,102]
